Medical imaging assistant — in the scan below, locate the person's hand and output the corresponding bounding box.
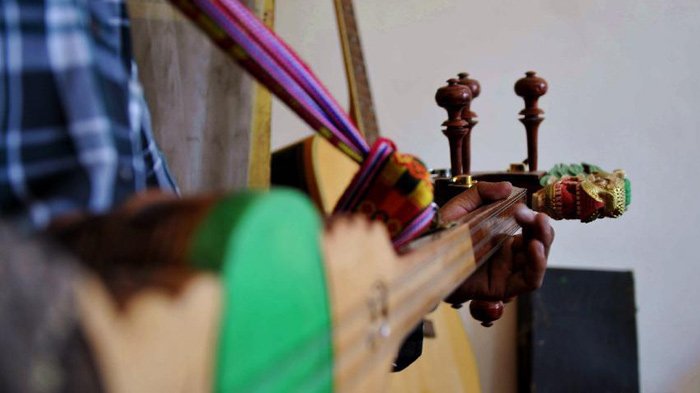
[438,182,554,305]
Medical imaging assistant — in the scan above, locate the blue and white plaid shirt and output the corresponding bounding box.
[1,0,177,229]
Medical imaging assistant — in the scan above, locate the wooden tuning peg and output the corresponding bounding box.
[449,297,505,327]
[514,71,548,171]
[457,72,480,120]
[457,72,481,174]
[469,299,504,328]
[435,79,471,176]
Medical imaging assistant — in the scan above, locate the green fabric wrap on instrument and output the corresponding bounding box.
[189,190,333,392]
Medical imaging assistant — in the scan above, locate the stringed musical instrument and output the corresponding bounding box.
[333,1,484,390]
[272,3,485,389]
[53,185,525,392]
[99,2,530,391]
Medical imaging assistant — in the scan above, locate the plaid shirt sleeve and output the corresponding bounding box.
[0,0,177,229]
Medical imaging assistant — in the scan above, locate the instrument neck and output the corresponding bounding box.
[334,0,380,143]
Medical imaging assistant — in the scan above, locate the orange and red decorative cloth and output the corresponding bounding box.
[334,139,435,247]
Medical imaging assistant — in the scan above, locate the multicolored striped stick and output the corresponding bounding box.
[168,0,435,244]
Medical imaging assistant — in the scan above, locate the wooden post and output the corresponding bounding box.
[247,0,275,189]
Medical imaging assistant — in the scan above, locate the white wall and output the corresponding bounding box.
[270,1,700,392]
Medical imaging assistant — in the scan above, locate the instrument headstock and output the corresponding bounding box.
[433,71,550,326]
[433,72,549,206]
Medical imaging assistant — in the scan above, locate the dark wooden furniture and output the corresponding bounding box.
[517,268,640,392]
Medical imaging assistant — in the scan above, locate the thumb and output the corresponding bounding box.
[439,181,512,222]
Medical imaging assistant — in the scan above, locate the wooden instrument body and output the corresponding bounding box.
[77,272,221,393]
[54,186,524,392]
[387,304,481,392]
[271,135,358,214]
